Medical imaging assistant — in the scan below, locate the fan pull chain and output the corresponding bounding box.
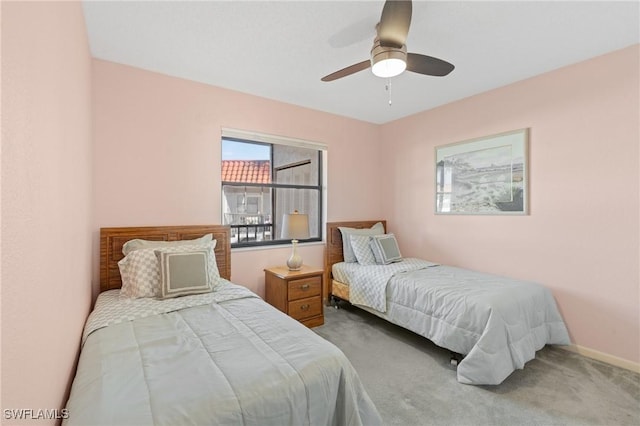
[385,79,392,106]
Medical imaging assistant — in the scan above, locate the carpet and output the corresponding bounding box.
[314,302,640,426]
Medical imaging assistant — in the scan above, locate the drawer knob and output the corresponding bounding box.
[300,284,310,290]
[300,304,310,311]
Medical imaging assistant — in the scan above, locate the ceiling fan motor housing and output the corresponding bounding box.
[370,37,407,78]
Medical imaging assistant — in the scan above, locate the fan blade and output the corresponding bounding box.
[406,53,455,77]
[321,60,371,82]
[378,0,412,48]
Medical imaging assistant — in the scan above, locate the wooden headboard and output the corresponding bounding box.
[100,225,231,293]
[323,220,386,302]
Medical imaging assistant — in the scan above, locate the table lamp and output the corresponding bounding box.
[281,210,309,271]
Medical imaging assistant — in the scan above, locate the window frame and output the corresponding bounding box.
[221,136,324,249]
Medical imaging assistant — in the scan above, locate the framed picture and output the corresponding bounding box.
[435,128,529,215]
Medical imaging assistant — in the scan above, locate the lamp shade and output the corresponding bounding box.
[281,212,310,240]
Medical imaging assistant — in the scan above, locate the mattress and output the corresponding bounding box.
[64,280,381,425]
[331,260,570,385]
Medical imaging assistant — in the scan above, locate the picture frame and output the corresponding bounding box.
[435,128,529,215]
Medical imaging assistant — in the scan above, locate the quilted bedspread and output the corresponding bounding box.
[346,258,438,312]
[334,262,570,385]
[64,281,381,425]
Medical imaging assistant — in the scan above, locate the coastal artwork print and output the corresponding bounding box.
[435,129,528,215]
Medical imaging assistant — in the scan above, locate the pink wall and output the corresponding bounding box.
[380,45,640,365]
[92,60,382,297]
[1,1,93,422]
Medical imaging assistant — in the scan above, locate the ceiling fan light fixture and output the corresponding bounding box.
[372,56,406,78]
[370,38,407,78]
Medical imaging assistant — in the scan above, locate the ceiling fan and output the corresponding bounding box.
[321,0,455,82]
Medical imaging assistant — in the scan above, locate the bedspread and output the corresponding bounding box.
[348,258,438,311]
[336,263,570,385]
[64,284,381,425]
[82,279,256,344]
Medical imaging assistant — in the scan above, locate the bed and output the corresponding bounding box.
[64,225,381,426]
[324,220,570,385]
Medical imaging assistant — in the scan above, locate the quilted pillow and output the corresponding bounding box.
[122,233,213,256]
[370,234,402,265]
[118,240,218,298]
[118,248,161,298]
[338,222,385,263]
[155,248,213,299]
[349,234,377,265]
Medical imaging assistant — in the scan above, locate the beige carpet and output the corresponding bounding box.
[314,302,640,426]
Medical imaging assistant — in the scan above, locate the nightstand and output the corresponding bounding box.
[264,265,324,328]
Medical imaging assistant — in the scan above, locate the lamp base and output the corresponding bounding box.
[286,239,303,271]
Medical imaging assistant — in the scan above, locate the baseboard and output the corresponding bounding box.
[559,344,640,373]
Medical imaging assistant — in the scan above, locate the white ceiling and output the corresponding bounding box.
[82,1,639,124]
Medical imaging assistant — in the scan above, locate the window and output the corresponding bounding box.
[221,130,324,248]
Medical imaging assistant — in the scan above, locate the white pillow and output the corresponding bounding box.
[122,233,213,256]
[118,240,218,298]
[370,234,402,265]
[338,222,385,263]
[349,234,377,265]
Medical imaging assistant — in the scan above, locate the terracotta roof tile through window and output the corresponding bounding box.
[222,160,271,183]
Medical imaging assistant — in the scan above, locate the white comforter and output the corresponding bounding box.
[65,281,381,425]
[334,261,570,385]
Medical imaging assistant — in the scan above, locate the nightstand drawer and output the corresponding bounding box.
[288,276,321,301]
[288,296,322,321]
